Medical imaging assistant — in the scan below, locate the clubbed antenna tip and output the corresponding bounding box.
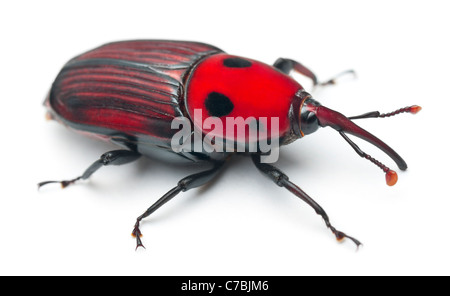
[339,131,399,186]
[409,105,422,114]
[385,170,398,186]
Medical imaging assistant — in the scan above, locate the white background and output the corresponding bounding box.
[1,0,449,276]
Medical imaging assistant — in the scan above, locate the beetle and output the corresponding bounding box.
[39,40,421,249]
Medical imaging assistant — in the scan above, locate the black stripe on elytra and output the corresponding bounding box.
[62,58,181,85]
[63,95,180,119]
[56,75,180,103]
[59,63,181,93]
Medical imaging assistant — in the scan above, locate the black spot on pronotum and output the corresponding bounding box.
[205,92,234,117]
[223,57,252,68]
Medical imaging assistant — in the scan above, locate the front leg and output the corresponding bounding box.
[251,154,361,248]
[274,58,355,87]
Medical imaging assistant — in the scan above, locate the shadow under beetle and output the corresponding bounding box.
[39,40,421,249]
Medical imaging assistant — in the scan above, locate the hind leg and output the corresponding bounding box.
[38,149,141,189]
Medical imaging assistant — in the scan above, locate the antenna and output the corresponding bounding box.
[339,132,398,186]
[348,105,421,120]
[314,104,421,185]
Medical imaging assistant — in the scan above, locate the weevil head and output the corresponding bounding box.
[294,90,409,185]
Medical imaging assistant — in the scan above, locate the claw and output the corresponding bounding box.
[37,180,59,189]
[37,177,81,190]
[316,69,357,87]
[135,236,145,250]
[132,223,145,250]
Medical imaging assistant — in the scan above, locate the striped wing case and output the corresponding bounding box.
[46,40,222,154]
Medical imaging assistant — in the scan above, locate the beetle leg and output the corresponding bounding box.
[251,154,362,248]
[132,160,225,250]
[273,58,355,87]
[38,150,141,189]
[315,69,356,87]
[274,58,319,85]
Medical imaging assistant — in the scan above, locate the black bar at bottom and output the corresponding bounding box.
[139,276,303,294]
